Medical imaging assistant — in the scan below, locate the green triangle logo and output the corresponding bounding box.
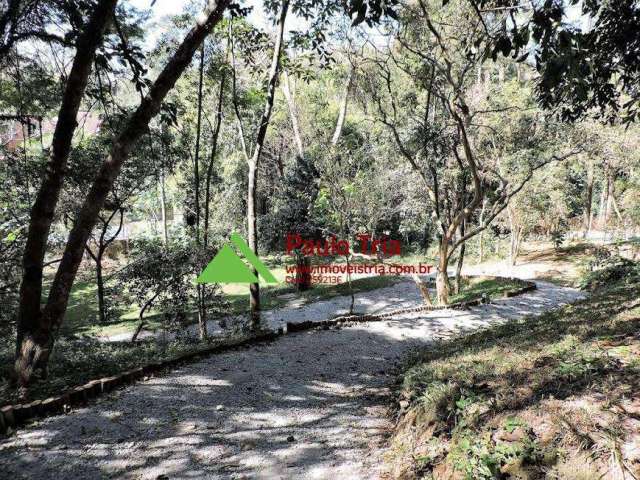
[197,245,258,283]
[197,233,278,284]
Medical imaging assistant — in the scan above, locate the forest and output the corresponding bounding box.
[1,0,639,478]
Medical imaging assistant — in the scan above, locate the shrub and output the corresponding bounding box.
[117,237,227,333]
[579,256,640,291]
[551,230,566,250]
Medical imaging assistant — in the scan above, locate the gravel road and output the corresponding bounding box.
[0,267,585,479]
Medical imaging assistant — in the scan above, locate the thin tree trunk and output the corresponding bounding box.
[507,206,518,266]
[281,70,304,157]
[612,193,624,224]
[91,209,123,325]
[229,23,249,162]
[454,220,466,294]
[478,198,486,263]
[15,0,230,387]
[203,67,226,247]
[131,293,159,343]
[159,169,168,245]
[193,45,207,340]
[605,171,614,226]
[247,159,260,328]
[246,0,289,331]
[193,46,205,237]
[584,162,594,237]
[515,227,523,260]
[436,239,451,305]
[85,243,105,323]
[597,187,605,228]
[598,166,609,227]
[95,254,105,323]
[330,64,354,147]
[15,0,118,360]
[345,254,354,314]
[412,274,433,306]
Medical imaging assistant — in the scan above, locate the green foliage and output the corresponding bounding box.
[551,230,566,250]
[580,256,640,291]
[117,237,225,328]
[392,259,640,478]
[470,0,640,122]
[1,0,640,402]
[0,333,248,407]
[0,143,46,330]
[449,432,540,480]
[449,277,528,304]
[503,416,526,434]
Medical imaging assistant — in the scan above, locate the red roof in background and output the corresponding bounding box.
[1,111,102,151]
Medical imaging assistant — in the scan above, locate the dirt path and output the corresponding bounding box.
[103,254,574,343]
[100,277,422,343]
[0,267,585,479]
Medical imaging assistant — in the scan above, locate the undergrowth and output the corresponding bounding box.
[388,259,640,479]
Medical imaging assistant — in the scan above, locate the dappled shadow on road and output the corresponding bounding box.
[0,281,585,479]
[0,326,423,479]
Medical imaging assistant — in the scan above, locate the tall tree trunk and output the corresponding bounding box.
[510,226,523,267]
[95,253,105,323]
[598,165,609,228]
[203,69,226,248]
[193,46,205,241]
[246,0,289,331]
[436,239,451,305]
[611,193,624,225]
[281,70,304,158]
[478,199,486,263]
[14,0,230,387]
[192,45,208,340]
[605,173,615,227]
[247,159,259,328]
[159,169,168,245]
[412,274,433,306]
[584,161,594,237]
[200,64,227,330]
[87,209,123,325]
[229,25,250,162]
[507,206,518,266]
[85,243,106,324]
[454,220,466,294]
[282,61,352,295]
[330,64,354,146]
[345,253,355,315]
[15,0,118,360]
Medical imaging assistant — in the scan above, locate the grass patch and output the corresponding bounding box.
[449,276,529,304]
[56,262,402,338]
[388,263,640,479]
[57,279,148,337]
[56,255,521,338]
[223,274,400,315]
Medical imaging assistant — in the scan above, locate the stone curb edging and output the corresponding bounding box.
[0,331,280,436]
[286,277,537,333]
[0,277,536,435]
